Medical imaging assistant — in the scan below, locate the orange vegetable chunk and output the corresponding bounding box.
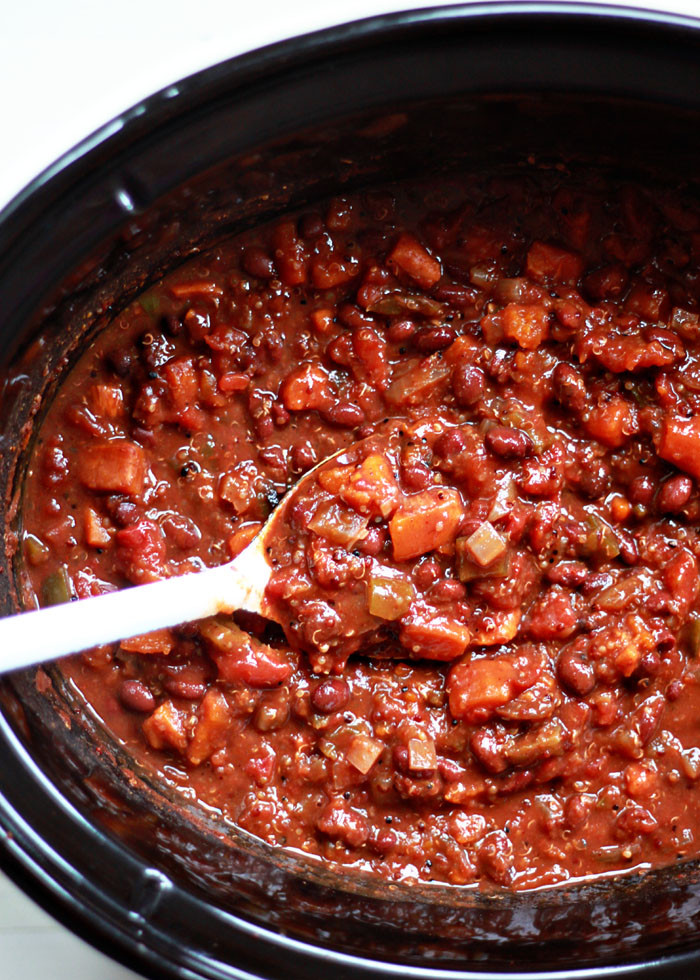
[501,303,549,350]
[448,656,518,722]
[142,701,188,754]
[120,628,175,656]
[280,360,332,412]
[387,232,441,289]
[525,241,584,284]
[187,689,231,765]
[340,454,402,517]
[390,486,463,561]
[659,415,700,480]
[79,440,145,495]
[400,602,471,661]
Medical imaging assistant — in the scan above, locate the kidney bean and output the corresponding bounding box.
[576,460,611,499]
[435,428,468,458]
[387,319,417,343]
[299,212,325,238]
[356,526,386,556]
[557,647,596,696]
[552,362,587,413]
[163,677,207,700]
[429,578,467,602]
[311,678,350,714]
[486,425,533,459]
[452,363,486,406]
[657,474,693,513]
[119,680,156,713]
[415,325,456,352]
[546,561,588,588]
[628,475,655,506]
[290,442,317,473]
[242,246,276,279]
[322,402,365,427]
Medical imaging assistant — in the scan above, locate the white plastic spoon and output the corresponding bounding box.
[0,441,346,673]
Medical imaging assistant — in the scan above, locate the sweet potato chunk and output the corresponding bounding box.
[339,454,402,518]
[280,360,333,412]
[501,303,549,350]
[79,440,145,495]
[142,700,187,754]
[120,629,174,656]
[448,656,518,722]
[525,241,584,284]
[390,486,463,561]
[400,603,471,661]
[659,415,700,480]
[387,232,441,289]
[187,689,231,765]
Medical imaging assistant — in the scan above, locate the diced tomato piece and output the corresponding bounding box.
[187,689,231,765]
[501,303,549,350]
[115,519,166,584]
[120,628,174,656]
[400,605,471,661]
[659,415,700,480]
[142,700,188,753]
[525,589,577,640]
[387,232,441,289]
[339,454,402,518]
[448,656,518,722]
[280,361,333,412]
[584,396,638,449]
[525,241,584,284]
[79,440,145,495]
[390,486,464,561]
[200,620,292,687]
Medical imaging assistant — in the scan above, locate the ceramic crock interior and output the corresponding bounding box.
[3,8,700,979]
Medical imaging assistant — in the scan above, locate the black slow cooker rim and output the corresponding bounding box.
[3,3,700,979]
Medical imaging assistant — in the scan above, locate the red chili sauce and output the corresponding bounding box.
[19,171,700,890]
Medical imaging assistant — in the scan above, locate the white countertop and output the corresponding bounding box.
[2,0,700,977]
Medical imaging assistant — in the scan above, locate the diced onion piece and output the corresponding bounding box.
[456,542,511,583]
[462,521,507,567]
[487,478,516,522]
[408,736,437,772]
[346,734,384,774]
[120,628,174,656]
[367,575,415,620]
[307,500,369,547]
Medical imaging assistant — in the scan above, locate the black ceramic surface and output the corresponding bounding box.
[2,5,700,979]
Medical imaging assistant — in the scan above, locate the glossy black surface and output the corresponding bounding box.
[2,5,700,978]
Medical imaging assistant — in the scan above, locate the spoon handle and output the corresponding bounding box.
[0,542,270,673]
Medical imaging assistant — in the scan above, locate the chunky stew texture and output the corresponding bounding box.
[19,169,700,889]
